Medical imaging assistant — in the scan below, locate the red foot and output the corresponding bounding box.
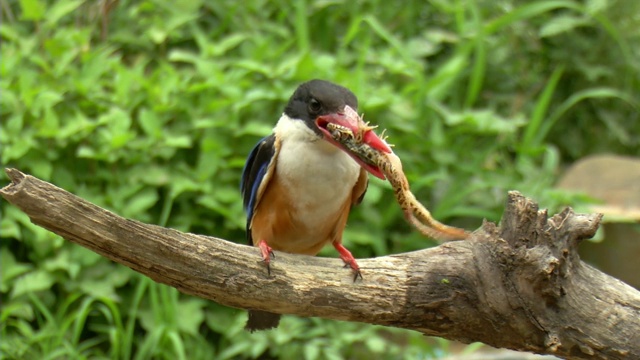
[257,240,275,275]
[333,242,362,281]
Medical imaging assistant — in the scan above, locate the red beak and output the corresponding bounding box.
[315,105,391,180]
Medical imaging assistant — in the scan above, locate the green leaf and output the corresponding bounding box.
[169,176,202,199]
[1,136,34,163]
[539,15,589,37]
[122,188,159,218]
[0,251,33,293]
[76,263,131,300]
[19,0,46,20]
[147,27,168,44]
[536,87,637,146]
[0,207,23,240]
[0,300,35,322]
[102,108,132,133]
[363,15,418,67]
[138,108,163,139]
[165,135,192,148]
[210,34,248,56]
[98,108,135,149]
[444,109,526,134]
[166,331,187,360]
[32,90,63,117]
[586,0,608,14]
[175,299,205,335]
[0,23,21,42]
[57,110,92,140]
[366,335,386,353]
[11,270,54,298]
[484,1,580,35]
[304,343,320,360]
[111,132,136,149]
[425,52,468,100]
[204,307,242,334]
[520,66,564,153]
[43,249,80,278]
[44,0,84,28]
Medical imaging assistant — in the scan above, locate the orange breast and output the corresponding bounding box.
[250,171,352,256]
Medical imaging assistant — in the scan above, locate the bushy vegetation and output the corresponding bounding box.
[1,0,638,358]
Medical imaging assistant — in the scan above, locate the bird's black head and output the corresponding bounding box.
[284,79,358,135]
[280,79,391,179]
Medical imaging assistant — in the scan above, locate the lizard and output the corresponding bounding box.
[326,121,470,241]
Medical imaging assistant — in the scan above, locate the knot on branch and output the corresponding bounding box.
[500,191,602,249]
[490,191,603,305]
[2,168,26,194]
[484,191,602,306]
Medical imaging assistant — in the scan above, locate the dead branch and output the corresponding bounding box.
[2,168,639,359]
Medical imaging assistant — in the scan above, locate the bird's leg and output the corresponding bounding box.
[332,242,363,281]
[257,239,275,276]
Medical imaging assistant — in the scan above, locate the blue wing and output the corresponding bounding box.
[240,134,277,245]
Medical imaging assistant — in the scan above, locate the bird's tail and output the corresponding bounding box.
[245,310,281,332]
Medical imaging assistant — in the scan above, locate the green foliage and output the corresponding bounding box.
[1,0,638,358]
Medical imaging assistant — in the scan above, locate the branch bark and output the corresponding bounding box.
[2,168,639,359]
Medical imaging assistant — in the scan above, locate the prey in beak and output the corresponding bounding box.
[316,105,391,180]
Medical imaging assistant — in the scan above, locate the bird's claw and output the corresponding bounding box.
[333,242,363,282]
[257,240,275,276]
[342,261,363,282]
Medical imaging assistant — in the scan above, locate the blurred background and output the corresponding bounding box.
[1,0,638,358]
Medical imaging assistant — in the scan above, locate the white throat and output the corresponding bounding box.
[273,113,360,220]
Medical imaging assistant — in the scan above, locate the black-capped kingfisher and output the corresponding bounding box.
[240,79,390,331]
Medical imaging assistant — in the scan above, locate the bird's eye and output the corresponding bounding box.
[308,98,322,113]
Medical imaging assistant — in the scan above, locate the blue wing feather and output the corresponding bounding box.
[240,135,277,244]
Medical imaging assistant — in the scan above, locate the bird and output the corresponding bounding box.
[240,79,390,332]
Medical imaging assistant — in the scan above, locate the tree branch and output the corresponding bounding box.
[2,168,639,359]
